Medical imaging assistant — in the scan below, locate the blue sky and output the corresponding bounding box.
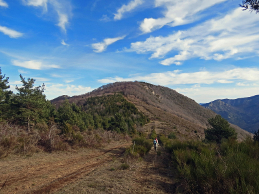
[1,0,259,103]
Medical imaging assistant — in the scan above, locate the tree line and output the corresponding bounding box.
[0,68,148,134]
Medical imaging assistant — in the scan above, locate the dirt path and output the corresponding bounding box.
[0,141,131,194]
[133,145,177,193]
[55,144,177,194]
[0,141,178,194]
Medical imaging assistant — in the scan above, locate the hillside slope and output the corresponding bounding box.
[202,95,259,133]
[52,81,251,140]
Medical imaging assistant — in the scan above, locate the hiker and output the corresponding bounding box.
[153,138,158,151]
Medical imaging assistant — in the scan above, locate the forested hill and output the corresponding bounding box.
[52,81,251,140]
[202,95,259,133]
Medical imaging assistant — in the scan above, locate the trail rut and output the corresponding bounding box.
[0,142,130,194]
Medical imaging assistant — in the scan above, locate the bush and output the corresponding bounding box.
[168,132,176,139]
[120,163,130,170]
[169,139,259,193]
[132,137,152,156]
[158,134,172,151]
[150,129,157,139]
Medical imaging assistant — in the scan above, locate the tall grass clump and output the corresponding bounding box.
[169,138,259,194]
[126,137,152,157]
[158,134,173,151]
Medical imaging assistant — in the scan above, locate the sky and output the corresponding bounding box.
[1,0,259,103]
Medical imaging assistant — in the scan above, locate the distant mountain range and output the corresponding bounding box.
[202,95,259,133]
[51,81,251,140]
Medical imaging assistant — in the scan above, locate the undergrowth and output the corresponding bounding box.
[123,137,153,164]
[0,123,128,158]
[166,138,259,194]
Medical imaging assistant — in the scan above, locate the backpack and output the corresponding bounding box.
[153,140,157,144]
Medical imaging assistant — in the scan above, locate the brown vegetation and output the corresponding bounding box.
[0,122,128,159]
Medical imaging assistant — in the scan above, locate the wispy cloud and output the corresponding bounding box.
[61,39,69,46]
[33,77,50,82]
[57,12,68,32]
[12,60,60,70]
[98,68,259,86]
[98,67,259,102]
[23,0,48,10]
[44,83,93,100]
[114,0,144,20]
[140,0,226,33]
[18,69,29,74]
[23,0,71,32]
[176,85,259,103]
[92,36,126,53]
[0,0,8,7]
[130,8,259,65]
[100,15,111,22]
[0,26,23,38]
[65,79,74,83]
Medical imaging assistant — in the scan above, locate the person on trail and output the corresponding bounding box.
[153,138,158,151]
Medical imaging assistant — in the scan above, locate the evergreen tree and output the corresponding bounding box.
[11,75,52,130]
[205,115,237,143]
[0,69,13,121]
[240,0,259,12]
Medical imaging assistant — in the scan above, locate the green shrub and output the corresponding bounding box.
[120,163,130,170]
[169,139,259,193]
[158,134,172,150]
[150,129,157,139]
[168,132,176,139]
[132,137,152,156]
[110,167,115,171]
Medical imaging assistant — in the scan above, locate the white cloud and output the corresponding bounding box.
[92,36,126,53]
[61,39,69,46]
[0,26,23,38]
[98,67,259,103]
[9,81,23,85]
[176,86,259,103]
[18,69,29,74]
[33,77,50,82]
[65,80,74,83]
[9,81,92,100]
[23,0,71,32]
[130,8,259,65]
[57,12,68,32]
[100,15,111,22]
[12,60,60,70]
[51,73,63,78]
[23,0,48,9]
[140,0,226,33]
[0,0,8,7]
[44,83,93,100]
[114,0,144,20]
[98,68,259,86]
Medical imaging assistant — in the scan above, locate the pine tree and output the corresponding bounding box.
[205,115,237,143]
[240,0,259,12]
[0,68,13,121]
[11,75,52,130]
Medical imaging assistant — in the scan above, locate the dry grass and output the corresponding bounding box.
[0,123,129,158]
[55,143,176,194]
